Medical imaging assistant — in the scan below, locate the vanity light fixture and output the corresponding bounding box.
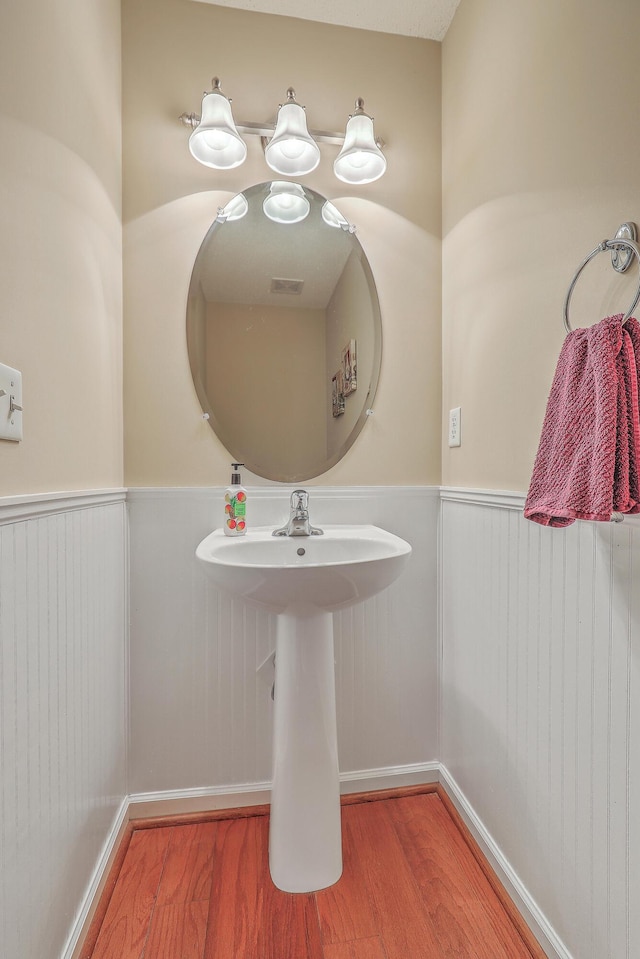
[188,78,247,169]
[180,78,386,183]
[333,99,387,184]
[264,89,320,176]
[263,181,310,224]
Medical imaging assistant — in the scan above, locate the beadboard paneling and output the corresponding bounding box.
[440,494,639,959]
[127,488,438,795]
[0,494,128,959]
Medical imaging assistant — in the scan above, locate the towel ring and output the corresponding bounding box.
[563,233,640,333]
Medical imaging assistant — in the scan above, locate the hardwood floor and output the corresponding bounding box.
[82,789,545,959]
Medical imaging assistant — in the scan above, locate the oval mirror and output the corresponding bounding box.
[186,182,382,482]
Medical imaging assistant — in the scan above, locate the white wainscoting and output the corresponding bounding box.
[127,487,439,796]
[0,491,128,959]
[440,489,640,959]
[11,482,629,959]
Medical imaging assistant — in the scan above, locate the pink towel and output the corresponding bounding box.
[524,314,640,527]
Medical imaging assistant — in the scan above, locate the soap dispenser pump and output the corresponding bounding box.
[224,463,247,536]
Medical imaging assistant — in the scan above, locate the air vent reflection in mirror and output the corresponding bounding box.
[270,278,304,295]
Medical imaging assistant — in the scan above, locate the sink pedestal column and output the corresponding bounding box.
[269,605,342,893]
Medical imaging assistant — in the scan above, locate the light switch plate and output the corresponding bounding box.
[448,406,461,447]
[0,363,23,442]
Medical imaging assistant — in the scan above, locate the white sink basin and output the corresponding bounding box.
[196,524,412,613]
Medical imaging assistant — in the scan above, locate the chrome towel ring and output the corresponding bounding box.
[563,222,640,333]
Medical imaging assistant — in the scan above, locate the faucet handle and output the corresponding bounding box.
[291,489,308,509]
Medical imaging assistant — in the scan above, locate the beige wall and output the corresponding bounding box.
[0,0,123,496]
[123,0,442,487]
[5,0,637,497]
[442,0,640,492]
[5,0,634,497]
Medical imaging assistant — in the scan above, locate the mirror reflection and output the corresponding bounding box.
[187,182,382,482]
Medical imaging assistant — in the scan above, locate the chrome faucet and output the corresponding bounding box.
[272,489,324,537]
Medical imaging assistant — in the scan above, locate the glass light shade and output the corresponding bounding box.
[218,193,248,222]
[189,88,247,169]
[321,201,350,231]
[334,111,386,184]
[263,181,310,224]
[265,101,321,176]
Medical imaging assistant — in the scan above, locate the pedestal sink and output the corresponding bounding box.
[196,524,411,893]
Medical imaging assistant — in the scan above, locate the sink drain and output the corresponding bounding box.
[297,547,306,556]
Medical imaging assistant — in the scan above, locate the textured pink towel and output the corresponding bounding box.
[524,314,640,527]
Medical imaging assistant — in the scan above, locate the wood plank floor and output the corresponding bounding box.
[83,790,545,959]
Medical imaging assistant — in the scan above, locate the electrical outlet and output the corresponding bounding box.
[448,407,461,447]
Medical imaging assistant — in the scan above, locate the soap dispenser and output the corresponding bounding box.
[224,463,247,536]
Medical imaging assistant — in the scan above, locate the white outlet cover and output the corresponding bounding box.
[0,363,23,442]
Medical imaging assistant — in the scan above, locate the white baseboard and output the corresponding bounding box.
[128,780,272,820]
[127,761,440,819]
[439,765,571,959]
[339,760,439,793]
[62,798,130,959]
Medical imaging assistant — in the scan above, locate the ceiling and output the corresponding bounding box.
[192,0,461,41]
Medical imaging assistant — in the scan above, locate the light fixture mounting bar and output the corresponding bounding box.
[240,120,345,145]
[179,112,345,145]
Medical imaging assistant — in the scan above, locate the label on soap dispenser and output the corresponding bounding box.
[225,491,247,533]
